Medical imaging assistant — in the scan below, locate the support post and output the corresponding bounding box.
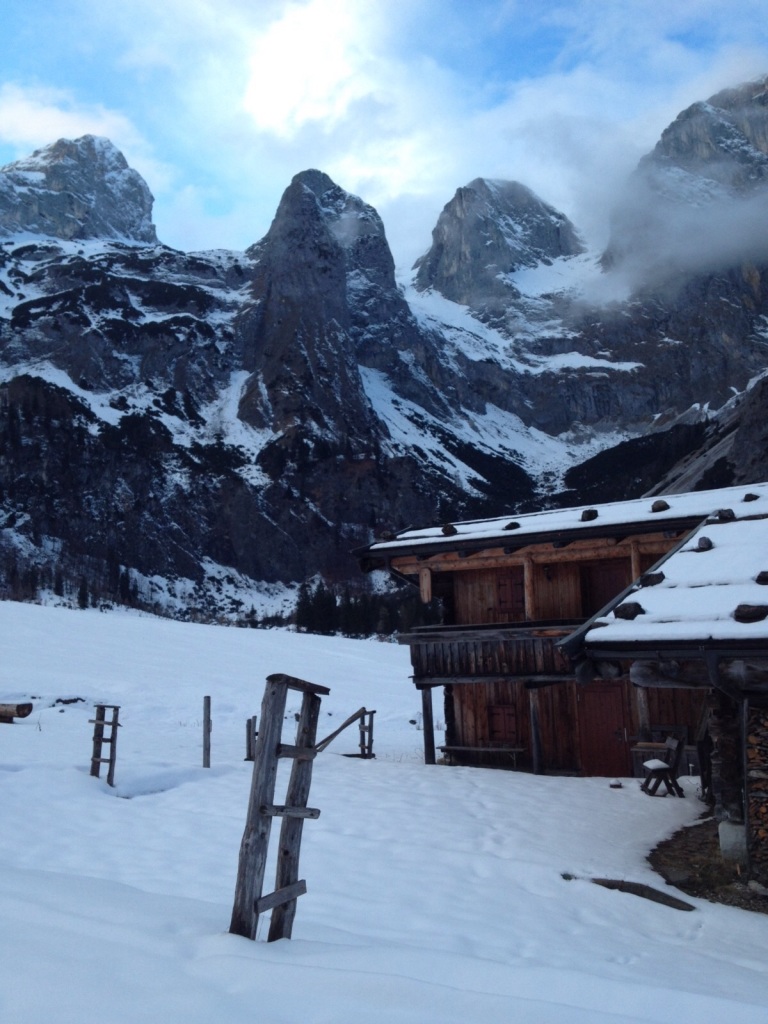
[635,685,651,742]
[90,705,105,779]
[529,689,543,775]
[421,687,436,765]
[203,695,212,768]
[359,710,374,758]
[523,557,536,619]
[245,716,258,761]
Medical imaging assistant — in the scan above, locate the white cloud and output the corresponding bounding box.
[0,83,141,155]
[242,0,383,137]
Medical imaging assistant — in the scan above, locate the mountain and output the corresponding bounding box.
[1,79,768,619]
[0,135,156,243]
[604,76,768,284]
[413,177,584,309]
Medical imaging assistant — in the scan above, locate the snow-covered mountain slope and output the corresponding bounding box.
[2,75,768,616]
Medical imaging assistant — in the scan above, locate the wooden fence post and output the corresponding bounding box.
[245,716,258,761]
[203,696,211,768]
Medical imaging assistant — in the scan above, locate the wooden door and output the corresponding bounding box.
[576,682,632,777]
[489,704,517,742]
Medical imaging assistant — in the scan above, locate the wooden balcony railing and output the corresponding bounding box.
[398,621,581,685]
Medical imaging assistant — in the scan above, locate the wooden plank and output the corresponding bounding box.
[439,745,525,753]
[402,624,577,643]
[413,674,574,688]
[266,673,331,696]
[392,533,685,576]
[256,880,307,914]
[229,678,288,940]
[277,744,317,760]
[261,805,321,819]
[316,707,367,752]
[269,692,322,942]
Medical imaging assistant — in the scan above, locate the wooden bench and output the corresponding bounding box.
[439,745,525,768]
[0,702,33,724]
[640,736,685,797]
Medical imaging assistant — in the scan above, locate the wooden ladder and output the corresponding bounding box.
[89,704,120,787]
[229,673,330,942]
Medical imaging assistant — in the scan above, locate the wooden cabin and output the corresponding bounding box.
[357,484,768,777]
[563,505,768,882]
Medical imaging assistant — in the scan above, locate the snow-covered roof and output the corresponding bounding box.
[583,513,768,647]
[363,482,768,559]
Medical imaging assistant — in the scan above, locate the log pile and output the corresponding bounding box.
[746,707,768,885]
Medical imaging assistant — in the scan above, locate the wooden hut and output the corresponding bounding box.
[357,484,768,777]
[562,505,768,881]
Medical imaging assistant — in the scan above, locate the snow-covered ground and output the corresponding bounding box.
[1,602,766,1023]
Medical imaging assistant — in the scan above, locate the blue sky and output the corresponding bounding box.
[1,0,767,267]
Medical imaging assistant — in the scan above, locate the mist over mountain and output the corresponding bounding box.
[604,76,768,290]
[1,79,768,620]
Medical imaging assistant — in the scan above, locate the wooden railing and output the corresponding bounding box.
[398,621,581,683]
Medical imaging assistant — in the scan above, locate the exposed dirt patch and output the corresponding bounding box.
[648,814,768,914]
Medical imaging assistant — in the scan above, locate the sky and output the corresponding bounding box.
[1,1,767,270]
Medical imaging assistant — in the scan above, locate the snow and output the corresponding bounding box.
[1,601,767,1023]
[589,515,768,644]
[369,482,768,554]
[359,365,631,492]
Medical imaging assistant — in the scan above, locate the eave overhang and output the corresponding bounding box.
[355,515,701,574]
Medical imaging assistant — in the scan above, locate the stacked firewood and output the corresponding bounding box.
[746,708,768,884]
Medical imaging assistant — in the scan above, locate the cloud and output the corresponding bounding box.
[0,83,141,155]
[242,0,381,137]
[1,0,768,263]
[0,80,175,190]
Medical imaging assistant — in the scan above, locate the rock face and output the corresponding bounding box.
[604,76,768,283]
[414,178,584,308]
[0,135,157,243]
[1,78,768,619]
[649,77,768,192]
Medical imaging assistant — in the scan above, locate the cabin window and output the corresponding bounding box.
[497,568,525,620]
[489,704,517,742]
[580,559,632,617]
[453,567,525,625]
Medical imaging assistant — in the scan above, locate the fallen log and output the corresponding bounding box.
[0,702,33,723]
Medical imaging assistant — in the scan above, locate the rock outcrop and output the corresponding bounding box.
[0,135,157,243]
[414,178,584,309]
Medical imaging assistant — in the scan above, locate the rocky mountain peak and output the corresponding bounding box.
[0,134,157,243]
[646,75,768,192]
[412,177,584,308]
[250,168,397,293]
[604,75,768,282]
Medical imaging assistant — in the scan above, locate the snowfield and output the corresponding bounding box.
[1,602,766,1023]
